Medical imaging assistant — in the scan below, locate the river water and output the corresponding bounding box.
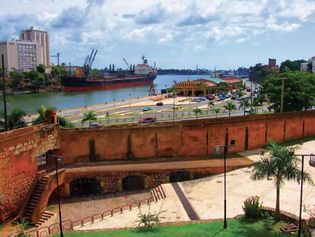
[4,75,213,113]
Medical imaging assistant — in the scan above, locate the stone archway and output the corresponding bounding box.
[70,178,101,196]
[122,175,145,191]
[169,171,191,182]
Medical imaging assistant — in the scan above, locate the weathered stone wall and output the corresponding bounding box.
[59,111,315,163]
[0,125,59,222]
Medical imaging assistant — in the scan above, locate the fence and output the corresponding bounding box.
[21,185,166,237]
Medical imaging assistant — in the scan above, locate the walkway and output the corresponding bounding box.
[172,183,199,220]
[64,157,253,173]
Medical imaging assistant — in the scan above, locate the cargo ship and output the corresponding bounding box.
[61,50,157,92]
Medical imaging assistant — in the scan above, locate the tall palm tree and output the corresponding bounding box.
[193,107,202,119]
[7,108,27,129]
[251,142,313,220]
[81,111,97,126]
[240,99,250,116]
[223,101,236,117]
[211,107,220,118]
[58,116,75,128]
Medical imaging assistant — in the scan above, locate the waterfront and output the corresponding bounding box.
[4,75,213,113]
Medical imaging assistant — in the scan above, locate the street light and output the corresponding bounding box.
[215,132,236,229]
[49,154,64,237]
[289,153,315,237]
[1,54,8,131]
[280,77,287,113]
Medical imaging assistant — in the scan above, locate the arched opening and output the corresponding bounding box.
[70,178,101,196]
[169,171,191,183]
[122,175,144,191]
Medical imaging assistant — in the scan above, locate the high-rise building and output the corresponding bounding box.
[0,40,42,72]
[20,26,50,67]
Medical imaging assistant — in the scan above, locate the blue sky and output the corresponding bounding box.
[1,0,315,69]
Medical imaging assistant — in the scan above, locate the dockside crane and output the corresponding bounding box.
[51,52,60,66]
[83,49,98,75]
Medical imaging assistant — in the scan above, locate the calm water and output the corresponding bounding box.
[3,75,213,113]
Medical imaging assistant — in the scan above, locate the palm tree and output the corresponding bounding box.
[208,100,215,108]
[193,107,202,119]
[223,101,236,117]
[58,116,75,128]
[251,142,313,220]
[81,111,97,126]
[7,108,27,130]
[240,99,250,116]
[211,107,220,118]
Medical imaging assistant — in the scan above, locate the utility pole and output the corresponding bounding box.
[1,54,8,131]
[280,77,285,113]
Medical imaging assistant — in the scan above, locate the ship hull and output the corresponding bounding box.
[62,75,156,92]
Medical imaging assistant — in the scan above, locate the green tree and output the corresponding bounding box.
[251,142,313,220]
[36,64,45,73]
[217,82,228,93]
[5,108,27,130]
[81,111,97,126]
[240,99,250,116]
[27,71,44,92]
[192,107,202,119]
[51,65,67,78]
[223,101,236,117]
[211,107,220,118]
[252,97,262,114]
[90,68,101,77]
[58,116,74,128]
[280,59,307,72]
[9,71,25,90]
[208,100,215,109]
[261,71,315,112]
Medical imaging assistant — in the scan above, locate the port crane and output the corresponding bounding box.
[83,49,98,75]
[51,52,60,65]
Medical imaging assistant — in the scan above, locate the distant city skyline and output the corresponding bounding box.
[1,0,315,69]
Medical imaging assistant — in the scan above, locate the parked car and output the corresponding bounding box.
[138,116,156,123]
[89,122,101,128]
[207,95,216,100]
[142,106,152,111]
[245,108,255,114]
[172,105,183,110]
[156,102,164,106]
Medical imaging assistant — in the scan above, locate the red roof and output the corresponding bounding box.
[194,79,217,87]
[222,77,242,84]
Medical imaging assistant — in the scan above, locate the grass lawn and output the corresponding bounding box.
[56,218,297,237]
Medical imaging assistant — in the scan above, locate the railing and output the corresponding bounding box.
[23,196,158,237]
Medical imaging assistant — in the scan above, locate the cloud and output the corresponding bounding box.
[177,15,211,26]
[135,3,165,24]
[51,7,86,28]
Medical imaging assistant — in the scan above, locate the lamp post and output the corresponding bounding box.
[1,54,8,131]
[215,132,235,229]
[50,155,64,237]
[280,77,287,113]
[290,153,315,237]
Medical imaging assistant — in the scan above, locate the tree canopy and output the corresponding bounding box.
[279,59,307,72]
[261,71,315,112]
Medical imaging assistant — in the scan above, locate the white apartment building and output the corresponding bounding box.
[0,40,42,72]
[20,27,50,67]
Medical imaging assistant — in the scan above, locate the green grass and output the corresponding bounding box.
[56,218,297,237]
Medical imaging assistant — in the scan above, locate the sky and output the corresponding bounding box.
[1,0,315,69]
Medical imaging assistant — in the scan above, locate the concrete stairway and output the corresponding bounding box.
[35,211,55,227]
[23,176,49,222]
[150,185,166,202]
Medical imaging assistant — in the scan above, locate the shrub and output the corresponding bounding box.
[243,196,263,219]
[261,211,275,229]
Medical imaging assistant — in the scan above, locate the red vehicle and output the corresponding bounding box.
[138,116,157,124]
[207,94,215,100]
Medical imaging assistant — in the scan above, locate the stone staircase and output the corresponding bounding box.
[35,211,55,228]
[150,185,166,202]
[23,176,49,223]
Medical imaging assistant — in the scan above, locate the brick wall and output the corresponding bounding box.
[59,111,315,163]
[0,125,59,222]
